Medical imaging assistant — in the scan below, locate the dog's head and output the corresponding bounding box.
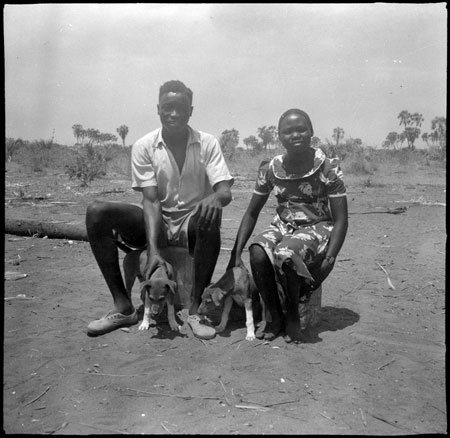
[198,286,227,315]
[140,277,177,316]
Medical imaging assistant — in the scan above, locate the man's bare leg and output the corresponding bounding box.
[85,201,146,315]
[188,219,221,316]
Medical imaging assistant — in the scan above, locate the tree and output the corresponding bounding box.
[219,129,240,160]
[332,127,345,147]
[397,110,410,131]
[397,110,424,150]
[311,136,321,148]
[86,128,101,146]
[383,131,401,149]
[243,135,262,152]
[257,125,277,150]
[430,116,446,152]
[117,125,129,147]
[72,124,84,145]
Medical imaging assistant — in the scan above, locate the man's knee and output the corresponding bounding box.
[86,200,110,226]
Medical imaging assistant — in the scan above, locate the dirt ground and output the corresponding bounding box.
[3,160,446,435]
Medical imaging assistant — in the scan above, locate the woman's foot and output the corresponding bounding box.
[284,310,302,344]
[264,314,283,341]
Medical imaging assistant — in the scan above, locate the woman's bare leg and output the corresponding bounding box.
[249,244,283,340]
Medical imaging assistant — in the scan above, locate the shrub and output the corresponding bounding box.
[64,144,107,186]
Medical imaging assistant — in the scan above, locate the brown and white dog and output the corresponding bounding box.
[122,248,179,332]
[198,266,265,341]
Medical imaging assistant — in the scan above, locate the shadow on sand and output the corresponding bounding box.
[297,306,360,344]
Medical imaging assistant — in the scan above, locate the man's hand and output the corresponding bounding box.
[191,193,223,232]
[144,252,166,279]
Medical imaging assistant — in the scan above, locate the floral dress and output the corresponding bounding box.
[250,147,346,295]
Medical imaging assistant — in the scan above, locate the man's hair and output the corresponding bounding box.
[159,80,193,105]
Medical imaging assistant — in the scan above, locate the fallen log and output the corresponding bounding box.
[5,218,88,241]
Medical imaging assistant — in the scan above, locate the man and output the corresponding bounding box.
[86,80,234,339]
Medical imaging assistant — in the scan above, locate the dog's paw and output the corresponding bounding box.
[246,333,256,341]
[214,324,226,333]
[138,321,150,330]
[169,322,180,332]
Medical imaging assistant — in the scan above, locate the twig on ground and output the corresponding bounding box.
[235,404,270,412]
[367,413,411,431]
[125,388,221,400]
[376,358,396,371]
[219,380,231,406]
[78,422,129,435]
[87,372,151,377]
[319,412,337,423]
[161,422,171,434]
[4,295,35,300]
[24,386,51,406]
[430,404,446,415]
[252,341,267,347]
[349,206,407,215]
[264,399,299,407]
[376,263,396,290]
[359,408,367,427]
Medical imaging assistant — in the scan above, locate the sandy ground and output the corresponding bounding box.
[3,161,446,434]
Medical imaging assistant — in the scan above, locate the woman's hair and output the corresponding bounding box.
[159,80,193,105]
[278,109,314,136]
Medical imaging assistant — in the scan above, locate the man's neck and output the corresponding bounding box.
[162,127,189,149]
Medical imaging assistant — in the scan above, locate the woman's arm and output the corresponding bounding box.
[227,193,269,270]
[310,195,348,288]
[325,195,348,260]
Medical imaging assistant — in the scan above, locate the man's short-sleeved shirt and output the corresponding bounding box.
[131,126,234,229]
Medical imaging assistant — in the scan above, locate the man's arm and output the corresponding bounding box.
[142,186,165,276]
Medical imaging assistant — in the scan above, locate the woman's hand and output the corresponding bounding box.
[308,259,334,290]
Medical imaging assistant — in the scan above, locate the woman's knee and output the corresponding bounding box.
[249,244,270,268]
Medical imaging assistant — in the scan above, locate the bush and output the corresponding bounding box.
[64,144,107,186]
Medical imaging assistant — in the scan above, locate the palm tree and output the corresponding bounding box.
[117,125,129,147]
[397,110,410,130]
[410,113,424,128]
[72,124,84,145]
[332,127,345,147]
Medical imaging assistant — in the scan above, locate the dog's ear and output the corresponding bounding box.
[166,280,177,296]
[210,288,227,307]
[140,282,151,302]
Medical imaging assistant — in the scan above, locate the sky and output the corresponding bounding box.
[4,3,447,148]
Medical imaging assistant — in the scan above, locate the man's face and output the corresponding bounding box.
[157,92,193,135]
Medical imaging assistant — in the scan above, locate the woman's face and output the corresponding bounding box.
[278,113,312,155]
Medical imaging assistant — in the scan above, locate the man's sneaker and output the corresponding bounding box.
[186,314,216,340]
[87,309,138,336]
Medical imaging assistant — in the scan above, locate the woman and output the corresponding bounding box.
[227,109,348,343]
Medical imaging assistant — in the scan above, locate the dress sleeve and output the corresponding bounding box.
[131,140,157,191]
[321,157,346,197]
[253,160,273,195]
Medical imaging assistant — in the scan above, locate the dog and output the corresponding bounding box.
[198,265,265,341]
[120,244,179,332]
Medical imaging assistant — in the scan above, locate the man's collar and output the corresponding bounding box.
[153,126,200,150]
